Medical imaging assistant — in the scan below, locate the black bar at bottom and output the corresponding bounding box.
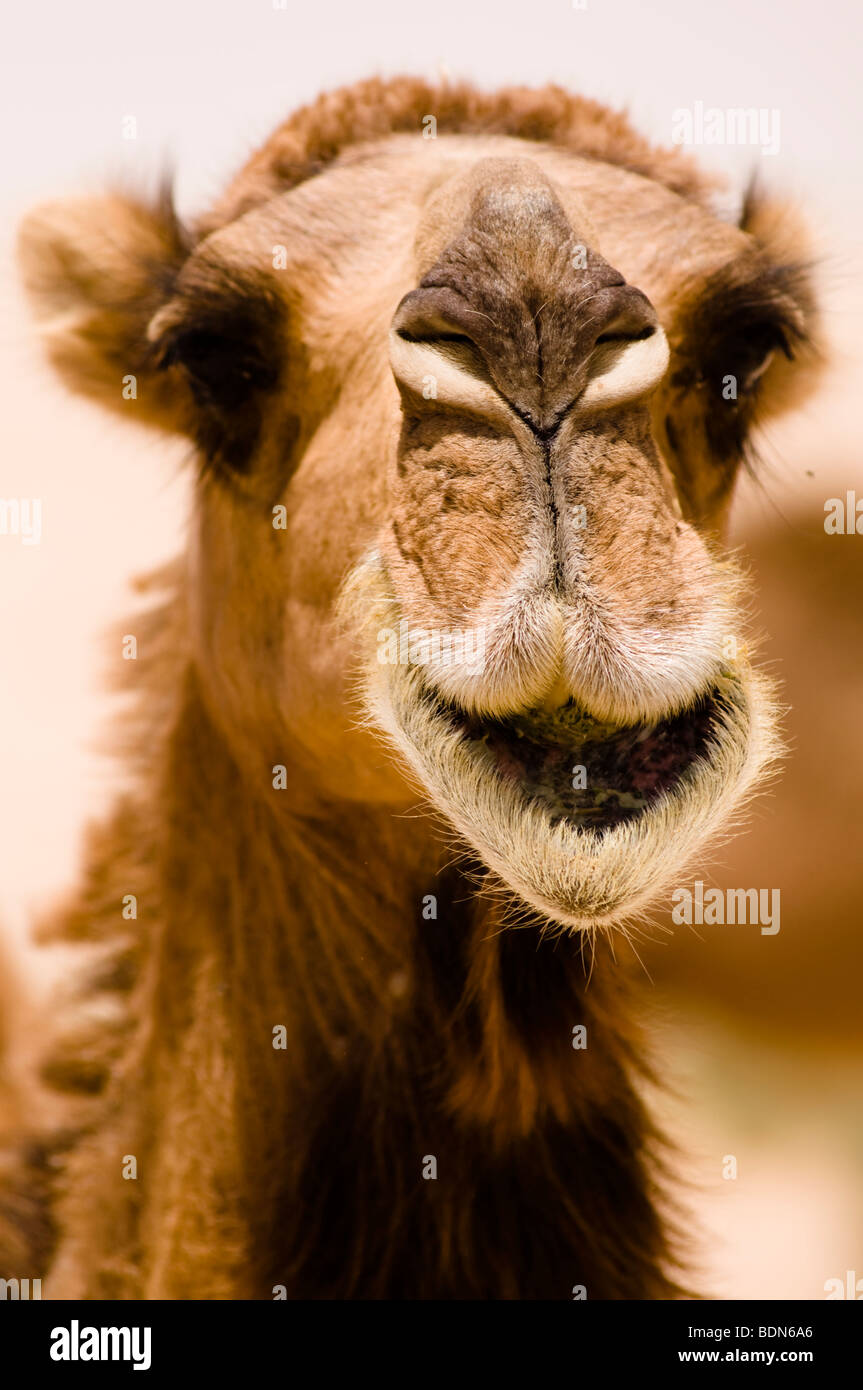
[0,1297,855,1375]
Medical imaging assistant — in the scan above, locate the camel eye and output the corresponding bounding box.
[730,322,792,393]
[154,317,281,476]
[161,328,277,410]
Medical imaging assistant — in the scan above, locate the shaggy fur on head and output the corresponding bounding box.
[203,73,713,228]
[1,75,822,1300]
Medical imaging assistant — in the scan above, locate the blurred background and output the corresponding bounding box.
[1,0,860,1298]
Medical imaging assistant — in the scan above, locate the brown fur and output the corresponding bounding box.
[204,74,713,227]
[4,77,822,1299]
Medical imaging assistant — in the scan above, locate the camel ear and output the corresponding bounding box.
[17,188,192,431]
[737,184,826,421]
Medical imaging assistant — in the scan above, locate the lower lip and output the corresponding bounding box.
[448,693,719,832]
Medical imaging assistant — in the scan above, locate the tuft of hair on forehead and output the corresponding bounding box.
[202,74,714,232]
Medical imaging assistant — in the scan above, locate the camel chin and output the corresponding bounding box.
[353,561,780,934]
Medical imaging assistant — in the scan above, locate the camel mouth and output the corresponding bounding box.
[368,654,778,932]
[435,693,720,834]
[344,558,780,933]
[378,665,779,931]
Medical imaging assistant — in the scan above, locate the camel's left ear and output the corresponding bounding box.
[18,187,192,432]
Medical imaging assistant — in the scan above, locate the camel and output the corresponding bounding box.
[2,76,822,1299]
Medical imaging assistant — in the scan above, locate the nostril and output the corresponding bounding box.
[392,286,484,353]
[595,323,655,345]
[397,328,475,347]
[577,301,670,415]
[589,289,659,353]
[389,286,513,428]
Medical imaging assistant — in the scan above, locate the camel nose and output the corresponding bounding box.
[393,278,662,436]
[393,156,667,432]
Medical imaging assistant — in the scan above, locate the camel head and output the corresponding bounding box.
[19,80,820,933]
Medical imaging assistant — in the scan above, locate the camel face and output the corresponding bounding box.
[352,155,771,929]
[20,113,817,932]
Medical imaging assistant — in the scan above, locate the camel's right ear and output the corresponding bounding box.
[18,188,192,432]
